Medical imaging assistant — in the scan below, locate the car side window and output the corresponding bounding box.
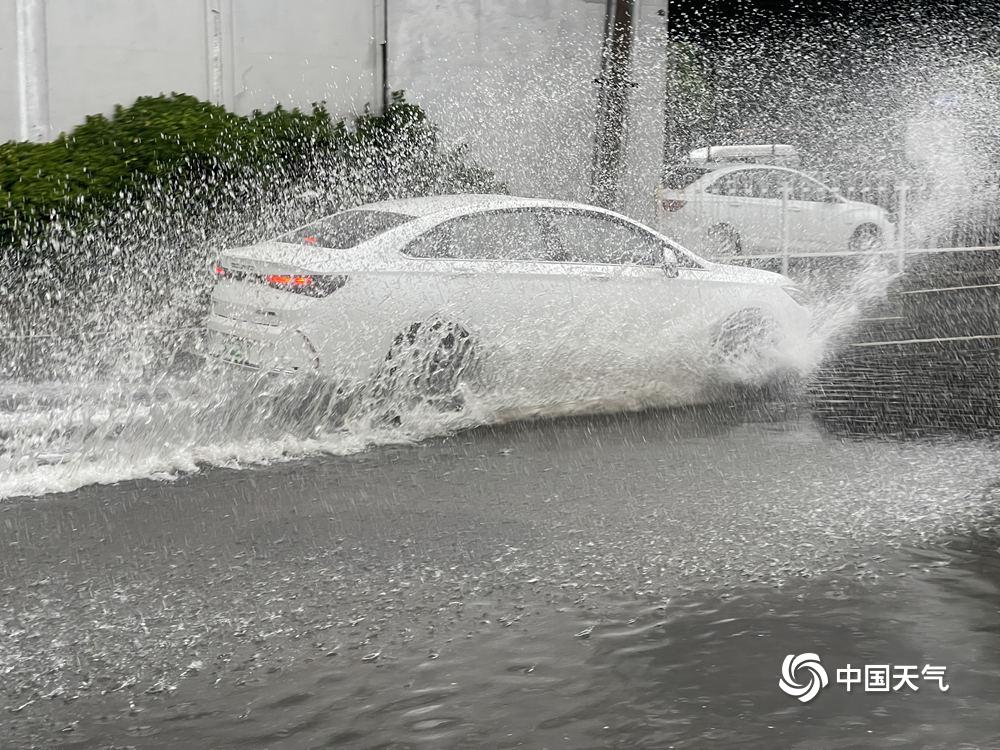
[744,169,777,199]
[751,170,826,201]
[756,170,788,199]
[404,224,458,258]
[404,210,551,261]
[707,169,775,199]
[699,167,834,202]
[664,239,707,269]
[788,174,830,202]
[545,210,662,266]
[705,172,741,197]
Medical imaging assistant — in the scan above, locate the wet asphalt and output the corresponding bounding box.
[2,398,1000,748]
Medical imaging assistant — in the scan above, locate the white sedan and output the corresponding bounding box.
[656,163,894,257]
[206,195,810,410]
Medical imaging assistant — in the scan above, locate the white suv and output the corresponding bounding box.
[655,162,894,257]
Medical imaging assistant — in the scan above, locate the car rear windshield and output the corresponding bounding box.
[661,166,711,190]
[277,209,412,248]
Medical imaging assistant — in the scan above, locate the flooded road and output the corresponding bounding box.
[4,1,1000,745]
[2,395,999,748]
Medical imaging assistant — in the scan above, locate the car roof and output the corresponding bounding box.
[677,161,802,174]
[355,194,610,218]
[691,163,827,185]
[666,161,743,172]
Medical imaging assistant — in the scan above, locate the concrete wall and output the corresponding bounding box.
[2,0,669,221]
[389,0,669,221]
[1,0,381,142]
[0,2,18,138]
[226,0,380,117]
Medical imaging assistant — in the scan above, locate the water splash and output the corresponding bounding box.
[0,290,817,499]
[4,5,998,498]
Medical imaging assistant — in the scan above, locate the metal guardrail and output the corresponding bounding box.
[848,333,1000,348]
[713,244,1000,265]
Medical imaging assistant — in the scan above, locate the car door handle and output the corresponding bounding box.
[585,273,612,281]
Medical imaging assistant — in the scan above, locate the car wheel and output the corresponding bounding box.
[710,308,779,370]
[707,224,742,256]
[369,319,478,414]
[848,224,884,253]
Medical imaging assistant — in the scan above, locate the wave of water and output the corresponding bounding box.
[0,188,901,502]
[0,291,835,500]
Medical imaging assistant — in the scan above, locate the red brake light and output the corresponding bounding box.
[213,264,345,296]
[265,274,314,288]
[266,273,347,297]
[661,199,687,212]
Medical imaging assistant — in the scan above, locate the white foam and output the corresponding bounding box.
[0,321,816,500]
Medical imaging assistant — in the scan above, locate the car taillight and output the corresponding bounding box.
[265,273,312,287]
[264,273,347,297]
[661,198,687,212]
[214,264,245,282]
[213,265,346,297]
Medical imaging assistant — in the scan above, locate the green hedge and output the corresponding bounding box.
[0,90,504,255]
[0,90,504,350]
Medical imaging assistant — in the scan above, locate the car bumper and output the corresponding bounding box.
[205,316,320,376]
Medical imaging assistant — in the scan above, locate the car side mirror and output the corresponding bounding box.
[824,190,842,203]
[659,246,680,278]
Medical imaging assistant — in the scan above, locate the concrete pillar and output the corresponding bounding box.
[374,0,388,114]
[591,0,635,211]
[16,0,50,142]
[205,0,225,105]
[204,0,234,109]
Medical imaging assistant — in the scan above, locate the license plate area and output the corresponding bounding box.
[207,330,264,369]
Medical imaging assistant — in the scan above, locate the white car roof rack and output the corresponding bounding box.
[687,144,800,166]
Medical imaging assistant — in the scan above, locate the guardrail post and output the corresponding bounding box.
[780,183,791,275]
[895,181,908,273]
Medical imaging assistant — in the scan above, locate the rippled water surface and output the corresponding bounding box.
[3,397,999,748]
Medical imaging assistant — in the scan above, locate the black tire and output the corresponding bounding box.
[707,224,742,256]
[848,224,884,253]
[711,309,778,367]
[369,319,478,413]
